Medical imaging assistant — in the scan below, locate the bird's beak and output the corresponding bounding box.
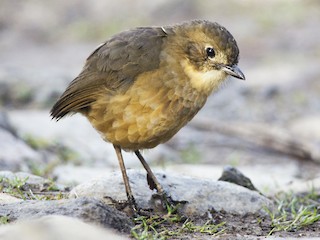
[222,65,245,80]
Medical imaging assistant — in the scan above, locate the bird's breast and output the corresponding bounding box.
[87,65,207,150]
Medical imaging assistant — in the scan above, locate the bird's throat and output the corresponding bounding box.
[181,60,227,96]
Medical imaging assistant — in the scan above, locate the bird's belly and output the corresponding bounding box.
[87,87,203,150]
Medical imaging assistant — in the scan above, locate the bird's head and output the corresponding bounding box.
[164,20,245,95]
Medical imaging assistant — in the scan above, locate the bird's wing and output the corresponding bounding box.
[50,27,168,120]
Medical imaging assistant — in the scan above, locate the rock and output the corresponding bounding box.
[70,170,273,216]
[162,164,304,195]
[0,193,22,204]
[0,111,17,137]
[0,128,42,172]
[0,215,128,240]
[0,197,133,233]
[0,171,67,192]
[53,165,113,185]
[218,166,259,192]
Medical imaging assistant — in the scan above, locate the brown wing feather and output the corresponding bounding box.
[50,27,167,120]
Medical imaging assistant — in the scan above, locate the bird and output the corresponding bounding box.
[50,20,245,211]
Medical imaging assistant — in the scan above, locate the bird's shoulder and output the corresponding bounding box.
[85,26,168,91]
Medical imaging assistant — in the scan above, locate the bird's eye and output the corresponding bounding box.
[206,47,215,59]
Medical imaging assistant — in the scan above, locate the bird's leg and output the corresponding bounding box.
[113,145,137,211]
[134,150,174,209]
[134,150,164,194]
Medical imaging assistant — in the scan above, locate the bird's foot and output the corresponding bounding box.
[107,195,141,217]
[151,191,188,214]
[106,193,187,217]
[110,197,158,217]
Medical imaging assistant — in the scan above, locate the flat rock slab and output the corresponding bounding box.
[70,170,273,216]
[0,197,132,233]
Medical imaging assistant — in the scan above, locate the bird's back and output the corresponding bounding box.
[50,27,168,120]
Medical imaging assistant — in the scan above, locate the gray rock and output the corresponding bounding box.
[53,165,113,185]
[218,166,260,192]
[0,111,16,137]
[0,171,67,192]
[0,193,22,204]
[0,128,42,171]
[70,170,273,216]
[0,215,128,240]
[0,197,132,233]
[163,163,313,195]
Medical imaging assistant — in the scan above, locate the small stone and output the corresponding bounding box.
[218,166,260,192]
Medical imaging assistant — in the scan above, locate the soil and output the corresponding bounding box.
[129,210,320,239]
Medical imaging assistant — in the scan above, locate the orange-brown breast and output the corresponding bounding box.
[86,62,207,151]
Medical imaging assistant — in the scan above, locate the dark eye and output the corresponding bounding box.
[206,47,215,59]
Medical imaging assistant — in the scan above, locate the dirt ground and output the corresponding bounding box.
[160,212,320,239]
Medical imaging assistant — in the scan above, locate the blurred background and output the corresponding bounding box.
[0,0,319,193]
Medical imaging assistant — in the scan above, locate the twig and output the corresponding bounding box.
[189,118,320,163]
